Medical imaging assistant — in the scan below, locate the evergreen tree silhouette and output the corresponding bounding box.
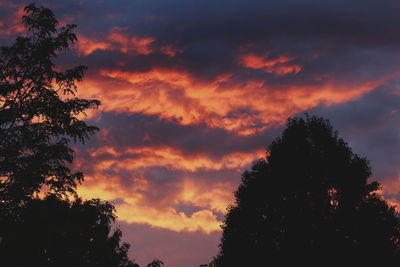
[212,115,400,266]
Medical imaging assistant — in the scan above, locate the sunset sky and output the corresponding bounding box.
[2,0,400,266]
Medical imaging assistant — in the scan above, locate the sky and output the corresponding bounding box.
[2,0,400,266]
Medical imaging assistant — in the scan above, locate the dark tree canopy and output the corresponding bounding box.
[212,115,400,266]
[1,196,139,267]
[0,4,99,203]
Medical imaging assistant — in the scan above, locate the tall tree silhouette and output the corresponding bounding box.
[0,4,99,203]
[0,5,147,267]
[212,115,400,266]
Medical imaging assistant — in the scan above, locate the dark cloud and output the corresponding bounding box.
[85,112,277,158]
[29,0,400,84]
[307,83,400,184]
[109,198,127,205]
[172,203,203,218]
[4,1,400,265]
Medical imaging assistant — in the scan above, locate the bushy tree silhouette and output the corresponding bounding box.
[212,115,400,266]
[1,196,140,267]
[0,4,99,203]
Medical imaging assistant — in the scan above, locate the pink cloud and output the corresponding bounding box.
[238,52,302,75]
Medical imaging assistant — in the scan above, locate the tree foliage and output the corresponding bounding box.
[0,4,99,202]
[212,115,400,266]
[146,259,164,267]
[1,196,140,267]
[0,5,151,267]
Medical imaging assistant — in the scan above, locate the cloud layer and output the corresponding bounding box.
[2,0,400,266]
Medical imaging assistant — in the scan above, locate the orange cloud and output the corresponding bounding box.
[180,179,236,213]
[0,6,25,36]
[79,145,263,173]
[78,175,220,233]
[371,176,400,212]
[78,67,387,135]
[238,52,302,75]
[77,35,112,56]
[69,46,400,235]
[75,28,185,57]
[77,174,228,233]
[72,145,262,233]
[160,45,182,57]
[380,176,400,196]
[77,177,228,233]
[75,172,230,234]
[77,176,222,233]
[107,27,155,55]
[76,32,154,56]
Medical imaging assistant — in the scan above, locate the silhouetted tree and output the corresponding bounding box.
[0,5,147,267]
[146,258,164,267]
[0,4,99,203]
[1,196,139,267]
[212,115,400,266]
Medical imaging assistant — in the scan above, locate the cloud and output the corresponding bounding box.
[76,172,225,233]
[238,51,302,76]
[84,112,282,158]
[72,141,261,233]
[79,146,262,172]
[77,66,389,136]
[70,111,275,234]
[4,0,400,265]
[0,3,25,37]
[75,27,156,56]
[307,82,400,202]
